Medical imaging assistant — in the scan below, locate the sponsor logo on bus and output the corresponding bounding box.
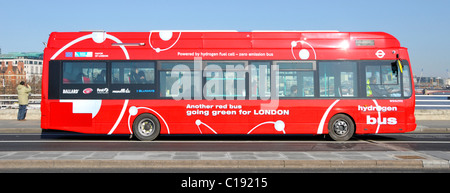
[97,88,109,94]
[75,52,93,57]
[137,89,155,93]
[112,88,130,94]
[83,88,93,94]
[62,89,79,94]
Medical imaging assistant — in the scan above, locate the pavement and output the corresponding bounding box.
[0,151,449,170]
[0,119,42,133]
[0,119,449,171]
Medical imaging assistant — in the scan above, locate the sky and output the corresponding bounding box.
[0,0,449,77]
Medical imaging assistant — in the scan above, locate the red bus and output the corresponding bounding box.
[41,30,416,141]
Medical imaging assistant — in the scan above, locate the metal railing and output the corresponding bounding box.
[415,95,450,108]
[0,94,41,109]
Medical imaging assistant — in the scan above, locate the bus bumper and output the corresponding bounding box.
[405,122,417,132]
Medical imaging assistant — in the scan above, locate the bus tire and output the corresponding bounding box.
[132,113,160,141]
[328,114,354,141]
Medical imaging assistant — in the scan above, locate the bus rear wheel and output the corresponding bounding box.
[133,113,160,141]
[328,114,354,141]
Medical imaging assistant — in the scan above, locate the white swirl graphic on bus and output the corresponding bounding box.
[291,40,317,60]
[149,31,182,53]
[194,119,286,135]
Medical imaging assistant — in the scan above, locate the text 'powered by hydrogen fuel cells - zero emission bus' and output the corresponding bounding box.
[41,30,416,141]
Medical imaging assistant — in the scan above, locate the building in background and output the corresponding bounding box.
[0,52,43,94]
[414,76,445,89]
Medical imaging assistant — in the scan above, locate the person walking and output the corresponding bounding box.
[17,81,31,121]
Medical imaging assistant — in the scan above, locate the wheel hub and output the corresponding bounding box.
[333,119,349,136]
[138,119,155,137]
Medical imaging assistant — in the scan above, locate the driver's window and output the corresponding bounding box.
[366,62,401,98]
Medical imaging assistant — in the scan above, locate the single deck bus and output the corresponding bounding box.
[41,30,416,141]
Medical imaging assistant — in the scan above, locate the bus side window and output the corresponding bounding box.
[62,62,106,84]
[159,62,201,99]
[275,61,316,98]
[112,62,155,84]
[250,62,271,99]
[319,61,357,98]
[204,62,246,100]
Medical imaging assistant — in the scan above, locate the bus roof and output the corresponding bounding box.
[45,31,405,61]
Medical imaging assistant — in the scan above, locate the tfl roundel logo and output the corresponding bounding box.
[376,50,385,58]
[83,88,93,94]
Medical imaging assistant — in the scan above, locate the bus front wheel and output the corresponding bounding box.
[328,114,354,141]
[133,113,160,141]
